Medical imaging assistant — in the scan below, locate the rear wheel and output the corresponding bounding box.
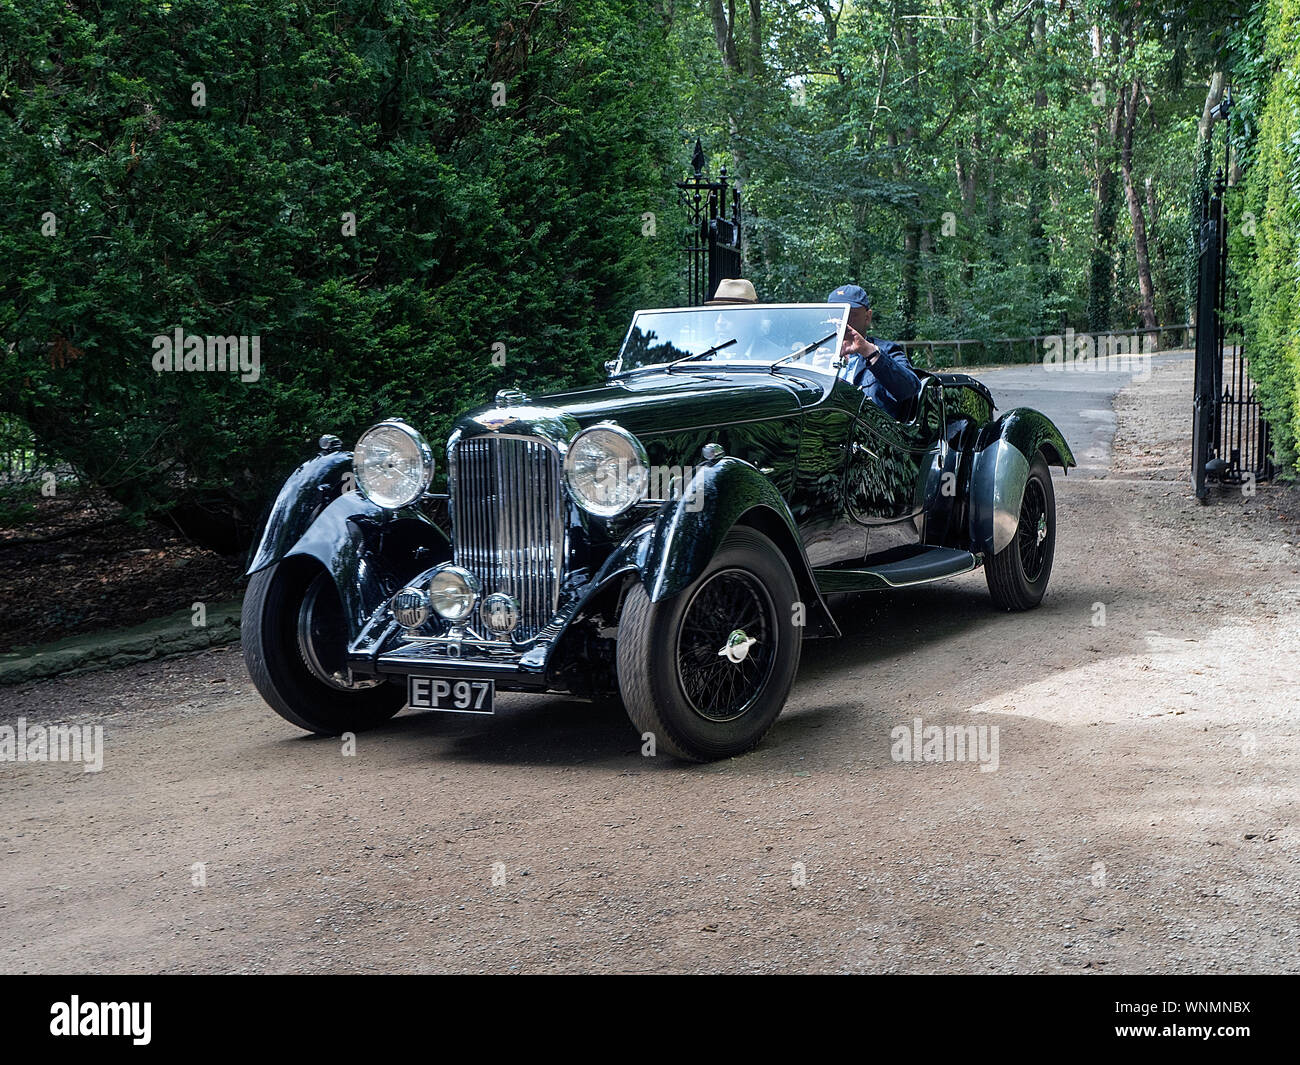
[617,527,801,762]
[985,452,1056,611]
[242,560,404,734]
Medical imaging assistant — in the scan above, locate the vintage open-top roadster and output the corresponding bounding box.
[243,302,1074,761]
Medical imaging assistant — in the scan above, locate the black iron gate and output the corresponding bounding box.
[1193,96,1274,500]
[677,140,742,306]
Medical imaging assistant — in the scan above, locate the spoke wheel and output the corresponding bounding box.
[675,569,776,723]
[1017,476,1050,583]
[243,560,404,735]
[297,573,382,691]
[617,527,801,762]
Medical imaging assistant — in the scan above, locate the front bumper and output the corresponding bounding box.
[355,625,556,692]
[343,523,648,695]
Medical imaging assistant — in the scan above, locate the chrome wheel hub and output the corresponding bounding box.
[718,628,758,664]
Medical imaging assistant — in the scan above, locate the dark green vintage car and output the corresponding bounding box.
[242,302,1074,761]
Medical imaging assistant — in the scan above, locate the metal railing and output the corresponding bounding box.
[1193,170,1274,496]
[894,324,1196,369]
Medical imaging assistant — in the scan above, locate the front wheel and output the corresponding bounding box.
[616,527,801,762]
[242,560,405,734]
[985,451,1056,611]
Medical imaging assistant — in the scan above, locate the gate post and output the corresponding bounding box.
[1192,179,1222,503]
[677,140,743,306]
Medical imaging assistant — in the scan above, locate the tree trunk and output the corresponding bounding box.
[708,0,740,71]
[891,13,921,340]
[1087,28,1124,332]
[747,0,763,76]
[1028,3,1048,263]
[1121,78,1158,331]
[1198,69,1225,142]
[920,223,941,318]
[1145,176,1178,326]
[953,11,982,292]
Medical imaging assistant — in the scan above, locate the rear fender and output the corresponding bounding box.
[970,408,1074,555]
[988,407,1076,473]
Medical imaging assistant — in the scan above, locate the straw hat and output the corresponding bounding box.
[705,278,758,305]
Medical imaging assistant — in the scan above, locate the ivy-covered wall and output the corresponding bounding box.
[1239,0,1300,475]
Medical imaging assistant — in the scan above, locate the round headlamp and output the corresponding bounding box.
[428,565,480,622]
[563,424,648,518]
[390,586,430,630]
[353,420,434,510]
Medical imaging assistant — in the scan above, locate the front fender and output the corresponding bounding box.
[246,449,354,577]
[280,492,450,642]
[247,448,450,642]
[640,457,839,638]
[970,408,1074,555]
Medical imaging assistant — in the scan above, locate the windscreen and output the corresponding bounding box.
[617,305,847,375]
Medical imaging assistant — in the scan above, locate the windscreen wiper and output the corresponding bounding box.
[768,331,839,374]
[665,338,736,373]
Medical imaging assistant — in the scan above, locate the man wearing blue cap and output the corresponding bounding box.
[827,285,920,419]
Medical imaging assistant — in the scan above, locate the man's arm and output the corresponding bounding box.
[844,326,921,410]
[866,343,921,410]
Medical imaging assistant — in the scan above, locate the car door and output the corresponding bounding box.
[845,376,945,559]
[787,375,868,568]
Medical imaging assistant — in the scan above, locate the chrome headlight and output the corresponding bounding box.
[428,565,480,622]
[390,586,431,630]
[564,424,648,517]
[353,420,434,509]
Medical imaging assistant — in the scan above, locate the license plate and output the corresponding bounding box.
[407,677,495,714]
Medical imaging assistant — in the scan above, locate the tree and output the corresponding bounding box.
[0,0,681,550]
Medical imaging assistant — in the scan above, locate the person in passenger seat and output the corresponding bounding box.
[827,285,921,419]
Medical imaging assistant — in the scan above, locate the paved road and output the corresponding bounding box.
[974,351,1191,478]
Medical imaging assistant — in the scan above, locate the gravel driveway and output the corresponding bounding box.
[2,353,1297,974]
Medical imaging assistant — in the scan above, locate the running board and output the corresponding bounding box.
[814,547,980,593]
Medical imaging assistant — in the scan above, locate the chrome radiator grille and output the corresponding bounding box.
[451,436,564,641]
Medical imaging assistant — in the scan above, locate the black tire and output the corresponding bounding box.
[242,560,404,735]
[985,451,1056,611]
[617,527,801,762]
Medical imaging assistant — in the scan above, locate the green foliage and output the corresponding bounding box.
[0,0,680,549]
[1235,0,1300,475]
[2,0,1288,541]
[669,1,1212,347]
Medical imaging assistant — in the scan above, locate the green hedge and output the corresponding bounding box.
[1240,0,1300,476]
[0,0,680,551]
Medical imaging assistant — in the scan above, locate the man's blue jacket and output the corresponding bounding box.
[839,338,921,420]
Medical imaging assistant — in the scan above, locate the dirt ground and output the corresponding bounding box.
[0,487,243,654]
[1,355,1297,974]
